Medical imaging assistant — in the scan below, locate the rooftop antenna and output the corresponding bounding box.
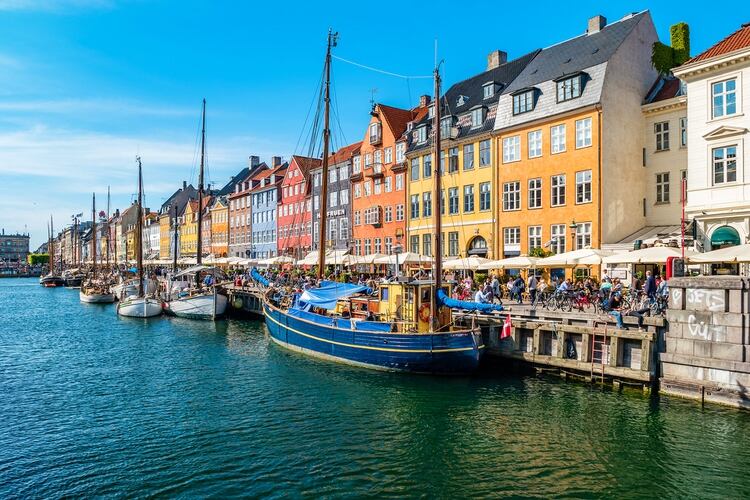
[369,87,378,110]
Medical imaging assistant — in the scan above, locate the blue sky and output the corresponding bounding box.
[1,0,749,249]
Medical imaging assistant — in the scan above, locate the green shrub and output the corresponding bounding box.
[671,22,690,65]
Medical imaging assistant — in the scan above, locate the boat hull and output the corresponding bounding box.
[79,290,115,303]
[263,302,483,374]
[117,297,163,318]
[164,292,228,320]
[40,275,65,287]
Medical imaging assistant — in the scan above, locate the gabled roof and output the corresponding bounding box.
[377,105,416,138]
[504,12,647,93]
[330,141,362,165]
[289,155,321,177]
[685,23,750,64]
[644,76,684,104]
[159,184,198,216]
[250,164,288,193]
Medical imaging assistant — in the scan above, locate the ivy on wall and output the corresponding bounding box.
[651,22,691,75]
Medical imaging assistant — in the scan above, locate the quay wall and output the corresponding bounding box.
[662,276,750,410]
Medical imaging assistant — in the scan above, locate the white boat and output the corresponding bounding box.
[165,288,228,320]
[112,278,158,299]
[117,296,163,318]
[80,289,115,303]
[117,157,162,319]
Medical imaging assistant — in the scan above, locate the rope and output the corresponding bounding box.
[332,55,432,79]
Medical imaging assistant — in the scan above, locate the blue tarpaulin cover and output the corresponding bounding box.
[437,289,503,313]
[286,307,392,332]
[298,281,370,310]
[251,268,270,287]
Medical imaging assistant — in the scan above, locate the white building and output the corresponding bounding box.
[674,23,750,251]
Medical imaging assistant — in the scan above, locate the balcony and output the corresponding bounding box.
[391,161,407,173]
[369,130,382,146]
[350,170,363,182]
[366,163,384,178]
[364,206,382,226]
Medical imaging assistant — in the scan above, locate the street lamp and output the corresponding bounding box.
[393,230,404,280]
[569,220,579,252]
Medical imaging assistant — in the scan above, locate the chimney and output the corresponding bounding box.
[486,50,508,70]
[419,95,431,108]
[249,155,260,169]
[587,15,607,34]
[182,181,187,189]
[272,156,282,168]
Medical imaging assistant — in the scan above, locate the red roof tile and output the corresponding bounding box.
[290,155,322,176]
[328,141,362,165]
[686,23,750,64]
[378,104,418,138]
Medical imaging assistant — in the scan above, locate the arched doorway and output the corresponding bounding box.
[709,225,741,275]
[467,236,488,257]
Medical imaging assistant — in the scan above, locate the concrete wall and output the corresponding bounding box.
[661,276,750,409]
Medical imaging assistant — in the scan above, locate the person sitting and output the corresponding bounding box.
[474,287,491,304]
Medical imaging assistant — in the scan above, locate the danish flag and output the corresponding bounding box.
[501,314,512,339]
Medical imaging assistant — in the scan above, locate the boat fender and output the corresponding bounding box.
[232,297,243,309]
[419,303,431,322]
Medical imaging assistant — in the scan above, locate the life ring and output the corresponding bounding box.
[419,303,431,322]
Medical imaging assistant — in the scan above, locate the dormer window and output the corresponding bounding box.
[369,122,382,145]
[440,116,456,140]
[417,125,428,144]
[483,82,495,99]
[470,107,486,128]
[456,95,469,107]
[428,105,435,120]
[555,73,584,102]
[512,89,535,115]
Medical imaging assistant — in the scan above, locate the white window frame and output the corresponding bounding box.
[551,174,566,207]
[575,170,592,204]
[528,130,542,158]
[528,178,542,209]
[551,124,566,154]
[502,135,521,163]
[711,77,738,119]
[575,117,592,149]
[656,172,670,204]
[502,181,520,211]
[528,225,542,251]
[712,145,738,185]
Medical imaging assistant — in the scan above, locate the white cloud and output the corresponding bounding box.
[0,98,194,117]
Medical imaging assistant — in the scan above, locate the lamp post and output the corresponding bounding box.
[569,220,579,252]
[394,230,403,280]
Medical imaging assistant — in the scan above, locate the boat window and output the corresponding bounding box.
[420,287,430,304]
[380,287,389,301]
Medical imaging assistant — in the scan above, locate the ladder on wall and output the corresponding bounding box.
[590,321,609,384]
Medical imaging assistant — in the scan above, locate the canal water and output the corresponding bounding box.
[2,278,749,498]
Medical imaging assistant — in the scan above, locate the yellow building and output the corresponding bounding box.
[180,200,199,257]
[405,50,537,259]
[159,213,172,259]
[210,197,229,257]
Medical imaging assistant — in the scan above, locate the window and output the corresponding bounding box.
[329,191,338,207]
[471,107,485,127]
[353,155,361,174]
[410,195,420,219]
[422,192,432,217]
[503,136,521,163]
[340,164,348,179]
[369,122,381,143]
[713,146,737,184]
[417,126,428,144]
[502,182,520,211]
[448,147,459,172]
[340,218,348,240]
[551,124,566,153]
[448,187,459,214]
[528,178,542,209]
[483,83,494,99]
[528,130,542,158]
[712,79,737,118]
[364,239,371,255]
[655,121,670,151]
[479,139,491,166]
[575,117,592,148]
[365,153,372,166]
[396,204,404,221]
[576,222,592,249]
[329,168,338,183]
[396,142,405,163]
[384,176,392,193]
[504,227,520,245]
[551,224,566,254]
[440,117,452,139]
[656,172,670,203]
[384,147,393,164]
[313,173,320,187]
[340,189,349,205]
[374,178,382,195]
[384,206,393,223]
[354,183,361,198]
[463,185,474,213]
[374,150,382,165]
[328,219,337,241]
[364,207,380,225]
[364,181,371,196]
[448,232,459,256]
[528,226,542,251]
[513,90,534,115]
[679,117,687,147]
[313,195,320,211]
[410,235,419,254]
[556,75,582,102]
[463,144,474,170]
[575,170,592,204]
[423,154,432,178]
[475,182,491,212]
[410,158,419,181]
[395,174,404,191]
[422,234,432,256]
[551,174,566,206]
[374,238,382,254]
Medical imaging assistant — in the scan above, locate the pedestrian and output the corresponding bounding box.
[644,270,657,300]
[528,273,538,304]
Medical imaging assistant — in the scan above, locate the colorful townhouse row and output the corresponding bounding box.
[50,13,750,269]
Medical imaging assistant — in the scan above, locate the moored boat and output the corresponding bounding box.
[117,295,163,317]
[40,215,64,287]
[40,274,65,287]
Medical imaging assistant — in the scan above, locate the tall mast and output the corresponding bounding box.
[92,193,97,277]
[136,157,144,298]
[172,205,178,273]
[197,98,206,265]
[432,66,443,310]
[106,186,110,267]
[47,220,51,275]
[50,215,55,274]
[317,28,337,280]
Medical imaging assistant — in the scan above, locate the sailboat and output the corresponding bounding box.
[255,31,499,374]
[40,215,64,287]
[117,157,163,318]
[80,192,115,303]
[163,99,228,320]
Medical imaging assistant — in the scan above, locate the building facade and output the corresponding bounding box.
[209,197,229,257]
[311,141,360,252]
[351,104,414,256]
[229,171,259,258]
[493,13,658,263]
[250,163,287,259]
[674,23,750,250]
[277,155,319,259]
[406,50,536,259]
[0,231,30,263]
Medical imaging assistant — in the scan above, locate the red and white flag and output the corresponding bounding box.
[500,314,512,339]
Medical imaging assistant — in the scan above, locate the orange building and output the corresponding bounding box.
[351,104,419,255]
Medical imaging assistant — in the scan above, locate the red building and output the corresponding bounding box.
[277,155,321,259]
